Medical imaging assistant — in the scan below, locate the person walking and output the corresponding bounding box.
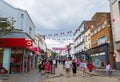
[52,58,56,74]
[87,62,93,77]
[80,60,87,76]
[65,58,71,78]
[76,59,80,67]
[62,58,65,69]
[40,59,45,75]
[38,58,42,72]
[44,60,51,77]
[87,62,93,73]
[72,59,77,76]
[106,62,112,76]
[49,59,53,74]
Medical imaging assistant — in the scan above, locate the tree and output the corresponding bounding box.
[0,17,15,34]
[52,52,57,58]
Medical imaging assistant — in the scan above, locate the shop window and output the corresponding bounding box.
[10,48,23,74]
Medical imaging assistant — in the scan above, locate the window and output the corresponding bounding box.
[92,32,94,36]
[98,36,107,45]
[94,29,97,34]
[21,13,24,18]
[91,32,93,36]
[98,26,101,32]
[102,22,106,29]
[29,27,32,35]
[118,1,120,15]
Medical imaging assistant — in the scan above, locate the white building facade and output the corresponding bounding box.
[0,0,39,74]
[110,0,120,69]
[38,35,47,53]
[0,0,36,38]
[74,22,86,59]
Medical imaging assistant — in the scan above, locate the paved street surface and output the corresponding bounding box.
[42,64,120,82]
[0,69,43,82]
[0,64,120,82]
[43,76,119,82]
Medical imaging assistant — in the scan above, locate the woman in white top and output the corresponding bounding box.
[65,58,71,77]
[80,60,87,76]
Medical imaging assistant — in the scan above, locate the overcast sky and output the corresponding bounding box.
[4,0,110,49]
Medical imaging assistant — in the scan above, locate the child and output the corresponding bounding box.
[87,62,93,72]
[106,62,112,76]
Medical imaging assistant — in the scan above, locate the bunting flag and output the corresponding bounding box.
[45,24,101,41]
[46,37,74,41]
[44,29,77,37]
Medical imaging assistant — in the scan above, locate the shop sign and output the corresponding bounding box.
[26,40,33,46]
[0,38,26,47]
[0,38,33,47]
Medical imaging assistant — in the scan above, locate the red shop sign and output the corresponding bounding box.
[26,40,33,46]
[0,38,33,47]
[0,38,26,47]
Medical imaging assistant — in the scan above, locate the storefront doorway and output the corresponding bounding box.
[10,48,23,74]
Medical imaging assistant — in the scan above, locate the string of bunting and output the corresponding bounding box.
[44,29,80,37]
[46,37,75,41]
[45,20,109,40]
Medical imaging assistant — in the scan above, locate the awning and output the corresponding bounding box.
[27,46,41,55]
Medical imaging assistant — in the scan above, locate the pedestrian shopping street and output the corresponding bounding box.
[1,0,120,82]
[0,64,120,82]
[42,64,120,82]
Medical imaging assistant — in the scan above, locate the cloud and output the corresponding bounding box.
[45,39,66,49]
[4,0,110,49]
[45,36,74,49]
[4,0,110,32]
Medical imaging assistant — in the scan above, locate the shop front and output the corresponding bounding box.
[92,43,109,68]
[0,38,40,74]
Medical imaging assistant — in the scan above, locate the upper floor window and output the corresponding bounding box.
[98,36,107,45]
[21,13,24,18]
[118,1,120,14]
[29,27,32,35]
[98,26,101,32]
[102,22,106,29]
[94,29,97,34]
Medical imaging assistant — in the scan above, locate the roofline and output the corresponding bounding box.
[17,9,36,28]
[1,0,36,28]
[1,0,26,11]
[73,21,86,35]
[109,0,117,5]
